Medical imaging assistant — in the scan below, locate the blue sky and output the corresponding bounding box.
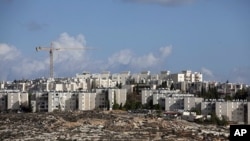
[0,0,249,84]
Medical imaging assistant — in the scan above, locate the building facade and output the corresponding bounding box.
[215,100,247,123]
[108,89,127,110]
[78,92,96,110]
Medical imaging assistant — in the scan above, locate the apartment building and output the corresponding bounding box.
[139,71,150,84]
[141,89,153,105]
[215,100,247,123]
[120,71,130,85]
[193,72,203,82]
[48,92,78,112]
[6,90,28,111]
[92,72,116,88]
[152,89,180,107]
[182,70,192,82]
[66,88,127,111]
[78,92,96,110]
[142,89,181,106]
[248,102,250,124]
[76,71,92,79]
[0,82,5,89]
[31,92,48,112]
[184,97,203,111]
[141,89,197,111]
[169,73,185,83]
[169,70,203,83]
[7,91,18,110]
[31,88,127,112]
[0,92,7,111]
[95,89,108,109]
[20,92,29,107]
[31,91,79,112]
[153,93,166,108]
[131,74,140,84]
[159,71,170,80]
[201,100,216,115]
[164,94,195,111]
[111,74,121,85]
[108,89,127,110]
[150,74,159,85]
[165,97,184,111]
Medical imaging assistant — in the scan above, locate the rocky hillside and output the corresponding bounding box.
[0,111,229,141]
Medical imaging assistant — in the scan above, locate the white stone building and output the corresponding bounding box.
[78,92,96,110]
[120,71,130,85]
[169,70,202,83]
[169,73,185,83]
[201,100,216,115]
[111,73,121,85]
[215,100,248,123]
[32,92,48,112]
[76,71,92,79]
[48,92,78,112]
[165,97,184,111]
[141,89,152,105]
[183,97,203,111]
[0,90,29,111]
[139,71,150,84]
[95,89,108,109]
[108,89,127,110]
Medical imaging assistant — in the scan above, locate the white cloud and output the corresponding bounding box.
[132,53,159,69]
[160,45,172,58]
[0,33,91,80]
[231,67,250,84]
[0,43,48,80]
[0,33,173,80]
[44,32,91,77]
[2,34,248,85]
[108,49,133,65]
[52,32,87,64]
[12,59,47,77]
[107,45,172,71]
[201,67,214,77]
[0,43,21,61]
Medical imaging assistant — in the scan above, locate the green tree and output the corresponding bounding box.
[113,103,120,110]
[224,95,232,101]
[170,83,175,90]
[234,88,248,100]
[153,104,161,110]
[190,107,201,115]
[162,81,167,88]
[106,99,110,110]
[119,103,123,110]
[112,94,120,110]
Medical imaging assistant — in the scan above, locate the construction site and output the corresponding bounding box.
[0,110,229,141]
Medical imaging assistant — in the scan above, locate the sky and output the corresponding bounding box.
[0,0,250,84]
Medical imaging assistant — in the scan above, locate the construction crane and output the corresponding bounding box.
[36,42,91,78]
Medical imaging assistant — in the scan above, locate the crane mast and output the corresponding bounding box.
[49,49,53,78]
[36,42,90,78]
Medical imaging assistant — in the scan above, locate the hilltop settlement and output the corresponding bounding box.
[0,70,249,140]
